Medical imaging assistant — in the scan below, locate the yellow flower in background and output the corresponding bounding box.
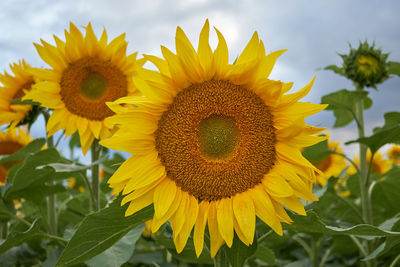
[349,150,390,175]
[101,20,326,257]
[388,145,400,165]
[314,139,347,186]
[0,60,37,127]
[0,128,32,185]
[67,177,84,192]
[142,220,155,239]
[23,22,143,154]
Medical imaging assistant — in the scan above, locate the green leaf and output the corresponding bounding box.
[346,125,400,153]
[0,219,44,254]
[226,234,258,267]
[4,148,81,201]
[0,139,45,164]
[286,210,400,237]
[85,225,145,267]
[0,199,12,220]
[321,89,372,127]
[324,64,346,77]
[388,61,400,76]
[55,198,153,267]
[373,112,400,135]
[253,242,275,265]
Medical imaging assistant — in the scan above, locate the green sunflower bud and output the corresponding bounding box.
[341,41,389,89]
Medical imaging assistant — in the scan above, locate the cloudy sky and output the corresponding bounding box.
[1,0,399,157]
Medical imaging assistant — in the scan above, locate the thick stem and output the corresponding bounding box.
[214,249,230,267]
[1,222,7,239]
[354,85,375,267]
[91,139,101,212]
[43,111,58,235]
[311,237,319,267]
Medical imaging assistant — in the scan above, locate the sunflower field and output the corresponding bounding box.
[0,18,400,267]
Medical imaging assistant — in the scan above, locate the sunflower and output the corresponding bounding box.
[349,150,390,175]
[23,22,142,154]
[100,20,327,257]
[313,137,347,186]
[0,128,32,185]
[0,60,37,127]
[388,145,400,165]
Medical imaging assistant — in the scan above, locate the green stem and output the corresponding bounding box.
[42,111,58,236]
[258,230,273,244]
[311,237,319,267]
[91,139,101,211]
[354,84,375,267]
[293,235,312,259]
[319,247,332,267]
[1,222,7,239]
[214,249,230,267]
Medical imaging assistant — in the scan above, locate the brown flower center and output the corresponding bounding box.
[13,79,35,100]
[155,80,276,201]
[317,155,332,172]
[60,56,128,121]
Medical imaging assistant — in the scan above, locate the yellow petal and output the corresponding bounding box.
[233,193,255,245]
[217,198,234,247]
[208,202,225,258]
[125,188,154,216]
[197,19,214,80]
[169,191,188,236]
[152,187,182,232]
[213,27,229,79]
[174,195,199,253]
[194,201,209,258]
[249,186,283,235]
[236,31,259,64]
[153,178,177,218]
[262,174,294,198]
[274,196,306,216]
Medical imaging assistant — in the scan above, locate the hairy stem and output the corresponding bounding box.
[91,139,101,211]
[354,84,375,267]
[214,249,230,267]
[43,111,57,236]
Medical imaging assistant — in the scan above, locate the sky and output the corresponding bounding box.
[0,0,399,158]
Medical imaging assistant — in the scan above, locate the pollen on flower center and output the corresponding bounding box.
[155,80,276,201]
[198,115,239,160]
[60,56,127,121]
[80,73,107,100]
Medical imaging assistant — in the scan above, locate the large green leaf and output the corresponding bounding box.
[286,210,400,237]
[373,112,400,134]
[85,225,145,267]
[321,89,372,128]
[302,139,331,165]
[346,125,400,153]
[55,198,153,267]
[0,219,44,254]
[388,61,400,76]
[226,234,258,267]
[4,148,81,201]
[252,242,275,265]
[0,139,45,164]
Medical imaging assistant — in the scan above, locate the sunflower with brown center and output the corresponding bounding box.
[101,20,327,257]
[0,60,37,127]
[0,128,32,185]
[388,145,400,165]
[349,150,390,175]
[313,135,347,186]
[23,22,143,154]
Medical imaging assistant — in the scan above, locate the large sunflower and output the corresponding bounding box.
[23,22,142,154]
[0,128,32,185]
[314,137,347,186]
[101,20,327,257]
[0,60,37,127]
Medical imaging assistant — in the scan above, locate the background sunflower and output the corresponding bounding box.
[22,22,143,154]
